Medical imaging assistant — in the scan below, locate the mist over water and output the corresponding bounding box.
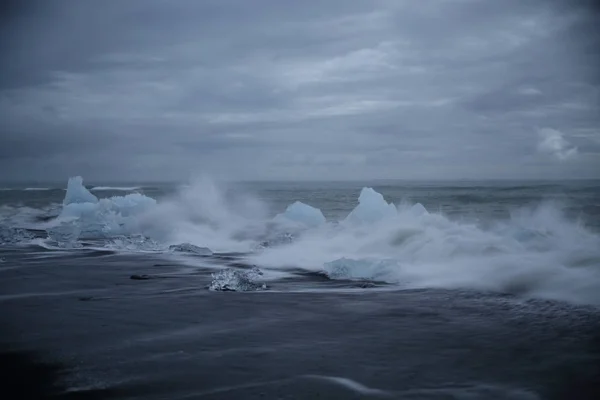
[1,177,600,305]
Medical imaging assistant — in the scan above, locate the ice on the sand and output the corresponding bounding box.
[344,188,397,224]
[0,226,34,245]
[208,267,267,291]
[108,235,164,252]
[47,221,82,247]
[323,257,399,282]
[274,201,326,228]
[169,243,213,255]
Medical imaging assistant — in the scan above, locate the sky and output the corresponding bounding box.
[0,0,599,182]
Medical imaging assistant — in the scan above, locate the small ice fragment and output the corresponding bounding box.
[130,274,153,280]
[47,221,81,243]
[323,257,399,282]
[209,267,267,291]
[108,235,164,252]
[0,226,35,245]
[169,243,213,255]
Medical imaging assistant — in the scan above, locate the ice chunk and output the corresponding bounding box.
[169,243,213,255]
[108,235,164,252]
[0,226,34,245]
[57,203,123,238]
[344,188,397,224]
[208,267,267,291]
[274,201,326,228]
[57,177,157,238]
[63,176,98,205]
[47,221,82,246]
[323,257,399,282]
[61,194,155,220]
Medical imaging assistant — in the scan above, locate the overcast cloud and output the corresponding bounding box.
[0,0,599,182]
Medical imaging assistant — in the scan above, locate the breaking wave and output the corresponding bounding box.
[2,176,600,305]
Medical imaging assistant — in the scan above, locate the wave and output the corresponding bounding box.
[24,187,53,191]
[91,186,141,191]
[0,204,61,228]
[5,176,600,305]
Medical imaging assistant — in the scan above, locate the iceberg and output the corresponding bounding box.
[344,188,397,224]
[54,176,157,238]
[64,176,98,205]
[274,201,326,228]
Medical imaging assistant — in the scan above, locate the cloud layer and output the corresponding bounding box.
[537,128,578,161]
[0,0,599,181]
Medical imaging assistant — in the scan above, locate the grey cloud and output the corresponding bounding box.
[537,128,578,160]
[0,0,599,181]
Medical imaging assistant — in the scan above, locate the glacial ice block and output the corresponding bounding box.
[323,257,399,282]
[56,177,157,238]
[63,176,98,205]
[274,201,326,228]
[344,187,397,224]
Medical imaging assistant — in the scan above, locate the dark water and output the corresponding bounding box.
[1,179,600,399]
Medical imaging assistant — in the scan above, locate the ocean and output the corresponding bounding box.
[1,178,599,399]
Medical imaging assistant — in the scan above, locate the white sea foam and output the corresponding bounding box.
[132,176,269,253]
[249,188,600,305]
